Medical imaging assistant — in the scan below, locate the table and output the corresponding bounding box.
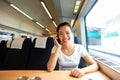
[0,70,111,80]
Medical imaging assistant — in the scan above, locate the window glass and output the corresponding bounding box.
[86,0,120,63]
[0,32,14,40]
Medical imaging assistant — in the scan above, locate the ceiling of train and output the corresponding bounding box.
[3,0,84,35]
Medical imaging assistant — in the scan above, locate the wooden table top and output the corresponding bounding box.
[0,70,111,80]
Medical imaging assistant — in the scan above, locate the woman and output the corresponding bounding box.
[47,22,99,78]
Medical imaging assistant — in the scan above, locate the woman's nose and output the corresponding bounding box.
[63,34,67,38]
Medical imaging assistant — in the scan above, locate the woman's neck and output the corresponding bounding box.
[62,42,74,50]
[61,43,75,56]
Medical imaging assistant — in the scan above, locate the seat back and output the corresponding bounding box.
[0,40,7,66]
[74,36,80,44]
[27,37,55,70]
[2,38,32,70]
[6,40,12,48]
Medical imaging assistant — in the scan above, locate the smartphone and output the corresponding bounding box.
[57,39,61,44]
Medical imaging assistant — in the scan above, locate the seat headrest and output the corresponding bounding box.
[35,37,48,48]
[11,38,25,49]
[6,40,12,48]
[74,36,80,44]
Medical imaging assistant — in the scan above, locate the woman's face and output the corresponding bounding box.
[58,25,73,45]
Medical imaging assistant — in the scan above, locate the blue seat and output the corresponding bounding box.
[74,36,80,44]
[27,37,58,70]
[2,38,32,70]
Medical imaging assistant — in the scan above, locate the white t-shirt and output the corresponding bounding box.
[51,44,88,70]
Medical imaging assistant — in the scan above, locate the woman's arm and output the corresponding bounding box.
[70,54,99,78]
[82,54,99,73]
[47,47,60,72]
[47,37,62,72]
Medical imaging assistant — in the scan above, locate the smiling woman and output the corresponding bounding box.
[0,0,116,79]
[47,22,99,78]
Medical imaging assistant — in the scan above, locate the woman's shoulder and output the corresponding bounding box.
[74,44,86,51]
[74,43,82,47]
[74,44,88,56]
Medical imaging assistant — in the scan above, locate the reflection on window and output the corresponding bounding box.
[86,0,120,63]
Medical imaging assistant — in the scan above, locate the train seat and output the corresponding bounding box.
[2,38,32,70]
[0,40,7,67]
[74,36,80,44]
[6,40,12,48]
[27,37,58,70]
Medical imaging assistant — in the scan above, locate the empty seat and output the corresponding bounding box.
[2,38,32,70]
[27,37,58,70]
[0,40,7,67]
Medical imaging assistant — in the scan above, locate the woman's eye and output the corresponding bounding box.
[66,32,69,34]
[59,33,63,36]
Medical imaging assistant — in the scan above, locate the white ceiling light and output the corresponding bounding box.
[10,4,33,20]
[41,1,52,19]
[10,2,52,32]
[52,21,57,27]
[41,1,57,28]
[76,0,81,5]
[10,3,50,32]
[74,0,81,14]
[36,22,45,28]
[45,28,50,32]
[71,19,74,27]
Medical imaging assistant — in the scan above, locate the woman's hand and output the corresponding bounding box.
[70,68,85,78]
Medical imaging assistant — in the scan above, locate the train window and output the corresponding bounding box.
[0,32,14,40]
[86,0,120,64]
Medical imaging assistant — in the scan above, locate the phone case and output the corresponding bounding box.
[57,39,61,44]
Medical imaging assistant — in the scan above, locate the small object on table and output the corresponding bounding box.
[17,76,29,80]
[30,76,42,80]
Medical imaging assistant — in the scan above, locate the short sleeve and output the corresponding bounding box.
[79,45,88,57]
[51,46,57,54]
